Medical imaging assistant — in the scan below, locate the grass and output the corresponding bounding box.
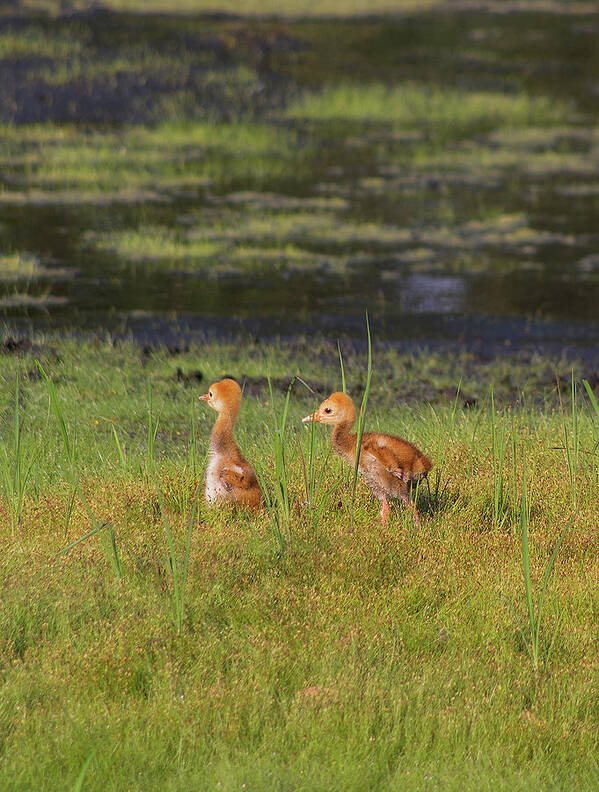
[286,82,572,134]
[0,253,45,281]
[0,122,308,196]
[19,0,439,15]
[0,333,598,789]
[1,5,599,785]
[0,374,34,535]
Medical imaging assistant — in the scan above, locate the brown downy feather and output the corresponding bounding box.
[200,378,261,510]
[303,391,432,525]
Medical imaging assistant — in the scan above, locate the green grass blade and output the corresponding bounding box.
[111,424,127,470]
[351,310,373,531]
[450,377,462,430]
[180,482,202,593]
[520,492,536,664]
[583,379,599,420]
[72,751,95,792]
[36,360,72,463]
[55,522,109,556]
[534,522,570,654]
[337,340,347,395]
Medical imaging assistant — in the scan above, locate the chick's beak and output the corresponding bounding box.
[199,393,210,402]
[302,411,320,423]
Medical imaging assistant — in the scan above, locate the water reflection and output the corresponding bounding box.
[1,6,599,350]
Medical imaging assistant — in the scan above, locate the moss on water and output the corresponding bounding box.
[285,82,572,132]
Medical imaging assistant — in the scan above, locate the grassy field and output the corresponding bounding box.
[1,334,599,790]
[2,1,599,787]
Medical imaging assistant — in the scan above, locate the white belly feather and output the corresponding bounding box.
[205,453,228,502]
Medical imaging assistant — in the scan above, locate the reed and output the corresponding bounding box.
[111,423,129,473]
[450,377,462,433]
[255,376,296,553]
[156,480,201,632]
[143,387,201,631]
[298,410,340,532]
[37,361,123,578]
[350,312,373,531]
[583,379,599,485]
[490,388,509,528]
[556,372,580,510]
[519,471,568,670]
[146,380,160,476]
[337,339,347,395]
[71,751,95,792]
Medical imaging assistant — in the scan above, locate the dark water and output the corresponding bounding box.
[1,6,599,354]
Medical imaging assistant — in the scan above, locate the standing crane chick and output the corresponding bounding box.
[302,392,432,526]
[200,378,261,510]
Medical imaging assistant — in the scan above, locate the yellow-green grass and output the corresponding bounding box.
[18,0,595,16]
[286,82,573,131]
[0,92,582,210]
[1,335,599,788]
[85,207,583,277]
[0,27,83,59]
[0,253,44,281]
[0,122,311,197]
[18,0,439,16]
[88,222,346,274]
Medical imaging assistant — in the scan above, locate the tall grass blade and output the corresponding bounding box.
[583,379,599,420]
[37,360,122,577]
[72,751,95,792]
[188,393,197,477]
[534,522,570,657]
[56,521,109,555]
[450,377,462,432]
[350,311,373,531]
[1,372,34,534]
[36,361,72,464]
[519,462,569,669]
[146,381,160,475]
[520,491,536,666]
[337,340,347,395]
[111,424,128,471]
[490,388,508,527]
[583,379,599,483]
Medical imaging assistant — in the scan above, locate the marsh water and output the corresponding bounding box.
[2,6,599,353]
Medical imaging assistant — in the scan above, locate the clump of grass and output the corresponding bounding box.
[0,374,34,535]
[0,291,68,310]
[0,253,44,281]
[286,82,570,134]
[257,376,296,553]
[71,752,95,792]
[490,388,509,528]
[298,399,340,534]
[36,361,123,578]
[583,379,599,484]
[350,312,373,530]
[557,372,581,510]
[90,227,221,266]
[0,121,306,195]
[145,380,201,631]
[519,477,569,670]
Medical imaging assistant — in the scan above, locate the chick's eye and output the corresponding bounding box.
[209,392,213,397]
[324,407,332,414]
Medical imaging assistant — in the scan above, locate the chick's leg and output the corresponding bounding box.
[379,497,390,527]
